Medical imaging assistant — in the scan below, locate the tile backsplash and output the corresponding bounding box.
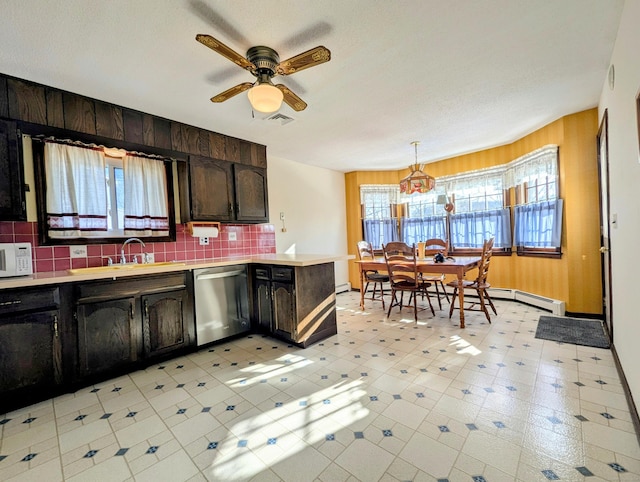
[0,222,276,273]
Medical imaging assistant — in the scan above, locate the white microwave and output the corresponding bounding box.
[0,243,33,277]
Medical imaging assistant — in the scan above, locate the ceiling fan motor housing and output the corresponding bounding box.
[247,46,280,77]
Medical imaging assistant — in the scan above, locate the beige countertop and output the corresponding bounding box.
[0,253,353,289]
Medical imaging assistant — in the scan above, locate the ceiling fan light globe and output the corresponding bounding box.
[247,84,283,113]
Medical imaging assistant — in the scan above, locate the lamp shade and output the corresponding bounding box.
[247,83,283,113]
[399,169,436,194]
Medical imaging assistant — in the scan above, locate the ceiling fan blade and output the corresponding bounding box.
[275,84,307,111]
[210,82,253,103]
[276,46,331,76]
[196,34,255,71]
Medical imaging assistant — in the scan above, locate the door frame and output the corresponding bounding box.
[597,109,614,341]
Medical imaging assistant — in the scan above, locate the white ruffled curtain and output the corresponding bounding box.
[45,142,107,238]
[363,219,398,250]
[503,145,558,189]
[123,154,169,237]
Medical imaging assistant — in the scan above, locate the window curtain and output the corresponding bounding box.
[450,208,512,248]
[503,145,558,189]
[400,216,446,245]
[123,154,169,237]
[514,199,563,248]
[360,184,399,249]
[45,141,107,238]
[363,219,398,250]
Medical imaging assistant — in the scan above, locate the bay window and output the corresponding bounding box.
[359,144,560,257]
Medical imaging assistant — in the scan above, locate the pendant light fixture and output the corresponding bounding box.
[399,141,436,194]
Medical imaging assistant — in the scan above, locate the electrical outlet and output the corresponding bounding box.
[145,252,155,263]
[70,245,87,258]
[228,232,237,241]
[199,237,209,245]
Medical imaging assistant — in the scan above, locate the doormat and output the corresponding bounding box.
[535,315,610,349]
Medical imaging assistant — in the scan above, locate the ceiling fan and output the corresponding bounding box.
[196,34,331,113]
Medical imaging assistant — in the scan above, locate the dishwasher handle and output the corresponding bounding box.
[196,269,245,281]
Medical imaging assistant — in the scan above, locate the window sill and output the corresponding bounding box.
[450,248,512,257]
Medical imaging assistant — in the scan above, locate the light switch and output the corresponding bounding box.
[228,232,237,241]
[70,245,87,258]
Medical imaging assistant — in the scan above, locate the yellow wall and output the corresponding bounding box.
[345,109,602,314]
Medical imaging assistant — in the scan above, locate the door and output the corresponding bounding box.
[189,156,234,221]
[76,297,137,377]
[272,281,296,341]
[597,110,613,340]
[234,164,269,222]
[142,290,188,357]
[253,277,273,333]
[0,310,61,393]
[0,120,26,220]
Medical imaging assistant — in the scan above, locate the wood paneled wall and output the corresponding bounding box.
[345,109,602,314]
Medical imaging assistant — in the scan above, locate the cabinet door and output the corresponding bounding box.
[253,278,273,332]
[234,164,269,222]
[189,156,234,221]
[76,298,137,378]
[142,290,188,358]
[272,281,296,341]
[0,120,26,220]
[0,310,61,394]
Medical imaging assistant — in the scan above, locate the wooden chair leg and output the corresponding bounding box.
[439,281,450,302]
[433,282,443,310]
[484,290,497,315]
[387,289,396,318]
[413,290,418,322]
[476,288,491,322]
[449,286,458,318]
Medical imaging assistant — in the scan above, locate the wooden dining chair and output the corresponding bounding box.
[356,240,389,309]
[447,237,497,322]
[420,238,450,309]
[383,242,434,322]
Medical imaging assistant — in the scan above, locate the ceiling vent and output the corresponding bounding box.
[264,112,295,125]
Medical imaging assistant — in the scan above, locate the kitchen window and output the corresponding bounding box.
[360,184,399,250]
[508,145,562,257]
[34,137,176,245]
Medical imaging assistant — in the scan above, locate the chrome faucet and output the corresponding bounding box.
[120,238,146,264]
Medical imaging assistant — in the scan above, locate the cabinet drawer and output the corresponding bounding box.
[0,286,60,315]
[254,267,270,280]
[272,267,293,282]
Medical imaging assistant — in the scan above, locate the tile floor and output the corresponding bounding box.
[1,291,639,481]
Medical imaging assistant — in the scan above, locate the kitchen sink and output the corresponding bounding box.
[67,261,186,275]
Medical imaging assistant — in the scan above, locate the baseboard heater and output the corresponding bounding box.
[335,282,352,294]
[487,288,566,316]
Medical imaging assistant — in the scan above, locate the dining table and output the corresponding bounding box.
[356,255,482,328]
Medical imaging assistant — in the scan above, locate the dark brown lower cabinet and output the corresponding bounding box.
[251,263,337,347]
[76,297,138,378]
[74,273,194,381]
[0,286,62,412]
[142,290,190,358]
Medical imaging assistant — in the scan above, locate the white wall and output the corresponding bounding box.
[598,0,640,409]
[266,156,349,290]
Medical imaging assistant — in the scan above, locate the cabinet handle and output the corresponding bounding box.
[53,315,59,338]
[130,302,135,318]
[0,300,21,307]
[144,300,149,317]
[228,202,234,215]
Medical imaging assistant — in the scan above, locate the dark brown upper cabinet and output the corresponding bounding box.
[179,156,269,223]
[0,120,26,220]
[234,164,269,222]
[7,78,47,125]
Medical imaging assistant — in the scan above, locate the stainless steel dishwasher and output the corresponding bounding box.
[193,265,250,345]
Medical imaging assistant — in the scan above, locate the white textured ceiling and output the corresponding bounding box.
[0,0,624,172]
